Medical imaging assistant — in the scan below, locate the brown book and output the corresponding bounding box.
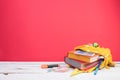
[67,51,99,63]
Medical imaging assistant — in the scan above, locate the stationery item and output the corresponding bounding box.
[94,59,103,75]
[93,42,99,48]
[68,51,99,63]
[41,64,60,69]
[52,67,69,72]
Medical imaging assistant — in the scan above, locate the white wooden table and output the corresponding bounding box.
[0,62,120,80]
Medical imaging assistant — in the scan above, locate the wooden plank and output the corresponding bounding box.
[0,62,120,80]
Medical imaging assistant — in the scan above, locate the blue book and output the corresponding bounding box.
[74,50,95,56]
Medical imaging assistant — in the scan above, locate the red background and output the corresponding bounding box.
[0,0,120,61]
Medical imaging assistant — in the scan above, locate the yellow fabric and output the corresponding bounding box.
[70,68,83,77]
[74,44,115,69]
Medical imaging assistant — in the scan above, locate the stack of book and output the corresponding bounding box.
[64,50,101,72]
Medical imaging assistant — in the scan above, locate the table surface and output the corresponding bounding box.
[0,62,120,80]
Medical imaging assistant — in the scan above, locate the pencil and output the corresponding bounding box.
[94,59,102,75]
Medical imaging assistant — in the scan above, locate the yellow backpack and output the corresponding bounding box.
[74,43,115,69]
